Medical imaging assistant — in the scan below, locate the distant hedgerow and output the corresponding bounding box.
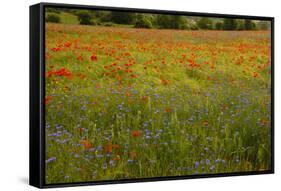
[135,17,153,29]
[76,10,94,25]
[46,14,61,23]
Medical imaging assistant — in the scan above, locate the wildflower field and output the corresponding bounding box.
[45,23,272,184]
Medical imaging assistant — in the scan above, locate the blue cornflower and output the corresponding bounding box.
[194,161,200,169]
[45,157,56,164]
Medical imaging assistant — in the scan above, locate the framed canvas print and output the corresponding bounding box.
[30,2,274,188]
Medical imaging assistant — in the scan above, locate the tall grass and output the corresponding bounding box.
[45,24,271,184]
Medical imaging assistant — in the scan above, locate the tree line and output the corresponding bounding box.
[46,8,271,30]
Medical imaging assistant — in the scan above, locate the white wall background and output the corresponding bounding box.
[0,0,279,190]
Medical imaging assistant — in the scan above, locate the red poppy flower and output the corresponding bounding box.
[165,107,172,113]
[95,83,101,89]
[253,72,259,78]
[161,79,169,85]
[125,92,131,97]
[203,120,209,126]
[105,143,113,153]
[45,96,53,105]
[46,71,54,78]
[77,55,84,61]
[54,67,72,79]
[64,41,72,48]
[81,140,92,150]
[90,54,97,61]
[131,130,141,137]
[51,47,61,52]
[130,74,137,78]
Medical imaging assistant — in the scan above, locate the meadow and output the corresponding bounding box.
[45,23,272,184]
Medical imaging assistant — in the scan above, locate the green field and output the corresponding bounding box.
[45,23,271,184]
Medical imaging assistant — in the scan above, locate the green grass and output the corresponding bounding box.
[44,23,272,184]
[60,12,79,25]
[46,12,79,25]
[46,12,135,27]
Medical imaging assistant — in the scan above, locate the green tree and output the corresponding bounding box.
[197,17,213,29]
[156,15,172,29]
[94,11,112,22]
[111,11,137,24]
[173,16,190,29]
[215,21,223,30]
[223,18,238,30]
[237,20,245,30]
[156,15,189,29]
[46,14,61,23]
[135,16,153,28]
[244,19,256,30]
[77,10,93,25]
[189,20,199,30]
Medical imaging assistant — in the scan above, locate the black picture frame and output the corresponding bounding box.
[30,2,275,188]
